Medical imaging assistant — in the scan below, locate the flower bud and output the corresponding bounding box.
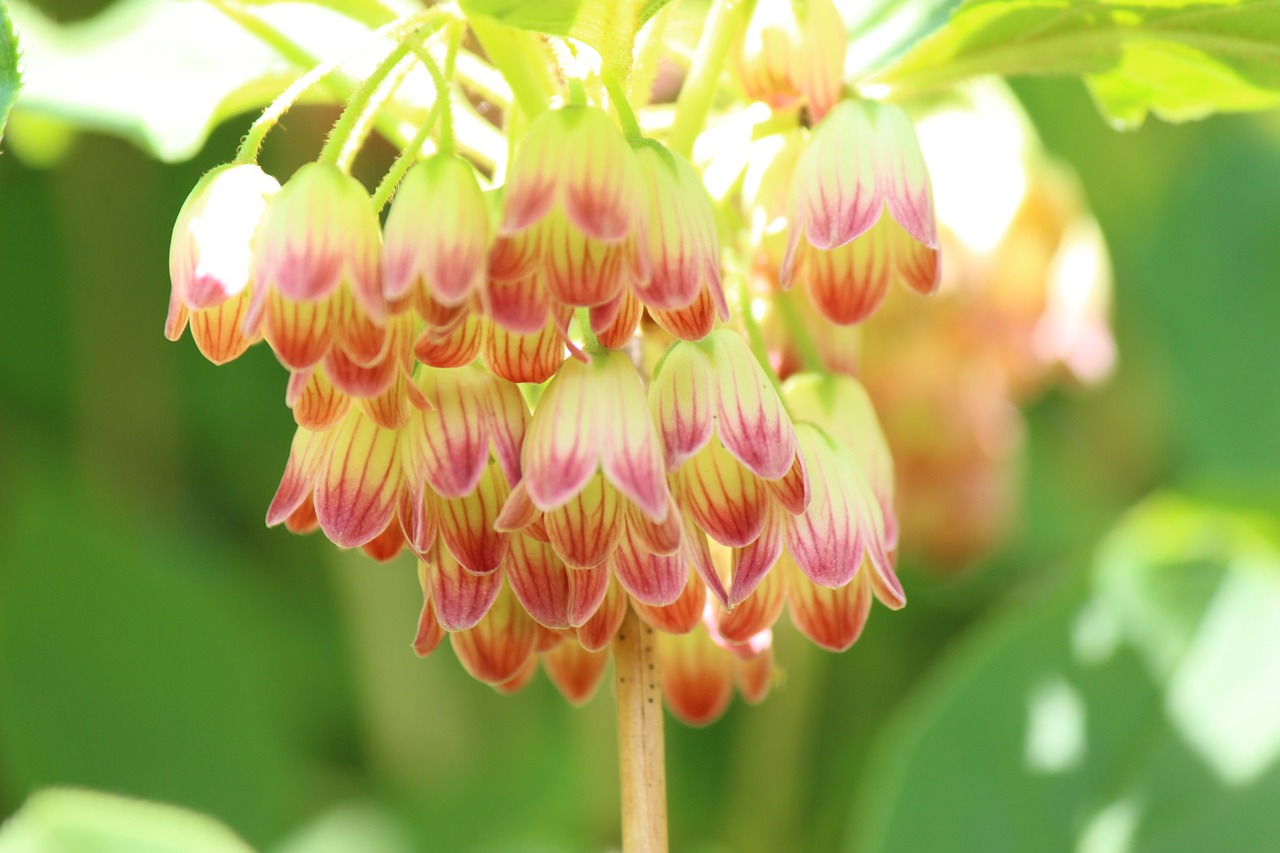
[166,163,279,363]
[782,100,940,325]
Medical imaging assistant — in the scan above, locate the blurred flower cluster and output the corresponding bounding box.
[164,0,1110,723]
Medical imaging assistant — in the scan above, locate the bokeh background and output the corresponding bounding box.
[2,2,1280,851]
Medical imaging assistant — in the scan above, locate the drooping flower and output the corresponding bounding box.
[657,600,773,726]
[779,374,906,643]
[736,0,846,122]
[165,163,279,364]
[632,141,729,341]
[497,349,674,572]
[383,154,492,317]
[781,100,940,325]
[651,329,809,606]
[246,162,386,371]
[490,106,647,338]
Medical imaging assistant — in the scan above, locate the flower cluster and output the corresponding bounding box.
[165,4,949,725]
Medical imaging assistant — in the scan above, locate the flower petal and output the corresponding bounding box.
[266,427,333,526]
[506,532,572,629]
[728,506,785,606]
[314,410,403,548]
[650,341,715,471]
[484,318,566,384]
[522,357,599,511]
[634,569,705,634]
[430,546,503,631]
[719,557,787,643]
[611,524,687,607]
[678,443,768,547]
[657,626,734,726]
[189,290,257,364]
[289,366,350,430]
[450,581,537,685]
[543,640,610,705]
[597,351,670,520]
[438,462,511,574]
[707,330,797,480]
[786,556,873,651]
[544,475,622,568]
[575,577,627,651]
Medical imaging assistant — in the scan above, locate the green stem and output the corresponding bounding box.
[469,16,555,119]
[737,278,783,392]
[603,70,644,143]
[776,289,825,374]
[370,97,444,210]
[667,0,756,158]
[336,51,417,172]
[232,7,446,165]
[318,38,415,169]
[412,28,457,155]
[371,22,462,209]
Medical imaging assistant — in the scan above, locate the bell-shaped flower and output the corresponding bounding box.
[497,349,672,571]
[651,329,809,606]
[632,141,728,341]
[166,163,279,364]
[541,637,610,705]
[246,162,385,370]
[785,373,898,550]
[736,0,846,121]
[265,407,405,551]
[491,106,647,329]
[383,154,491,317]
[781,100,940,325]
[657,599,773,726]
[395,362,529,563]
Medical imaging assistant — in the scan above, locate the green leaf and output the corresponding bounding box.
[6,0,380,163]
[850,494,1280,852]
[872,0,1280,128]
[460,0,673,76]
[0,789,256,853]
[1,0,19,144]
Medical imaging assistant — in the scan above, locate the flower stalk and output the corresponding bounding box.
[614,607,668,853]
[668,0,757,158]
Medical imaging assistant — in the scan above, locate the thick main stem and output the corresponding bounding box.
[614,607,668,853]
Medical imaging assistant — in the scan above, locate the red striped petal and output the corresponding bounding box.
[576,578,627,651]
[450,582,537,685]
[314,411,403,548]
[438,462,511,574]
[430,546,503,631]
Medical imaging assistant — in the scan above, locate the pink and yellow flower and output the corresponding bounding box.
[382,153,492,318]
[736,0,846,122]
[633,142,729,341]
[246,162,386,371]
[650,329,809,606]
[165,163,279,364]
[497,349,673,571]
[491,106,647,335]
[781,100,940,325]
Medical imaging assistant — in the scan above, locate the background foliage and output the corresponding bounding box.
[1,0,1279,851]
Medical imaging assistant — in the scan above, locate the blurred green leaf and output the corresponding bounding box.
[850,494,1280,853]
[460,0,672,74]
[0,789,255,853]
[7,0,374,162]
[874,0,1280,128]
[1,0,18,144]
